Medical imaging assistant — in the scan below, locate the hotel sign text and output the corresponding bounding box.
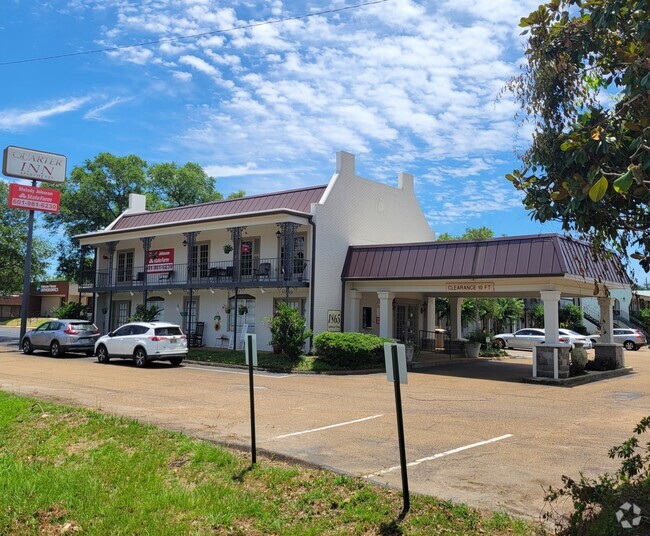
[445,282,495,292]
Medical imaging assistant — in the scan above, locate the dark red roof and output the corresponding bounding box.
[110,185,327,231]
[342,234,630,285]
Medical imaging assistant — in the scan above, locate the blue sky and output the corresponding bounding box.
[1,0,645,282]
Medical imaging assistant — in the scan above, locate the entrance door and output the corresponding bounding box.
[394,304,418,345]
[112,301,131,331]
[183,296,199,334]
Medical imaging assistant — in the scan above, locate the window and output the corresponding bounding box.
[191,243,210,278]
[113,301,131,330]
[228,295,256,331]
[116,251,134,283]
[362,307,372,329]
[240,238,260,277]
[273,298,306,317]
[183,296,199,334]
[279,234,306,276]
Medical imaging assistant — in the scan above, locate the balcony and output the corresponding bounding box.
[79,258,310,292]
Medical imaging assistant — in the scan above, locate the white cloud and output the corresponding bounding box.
[179,54,219,76]
[0,97,91,131]
[84,97,131,121]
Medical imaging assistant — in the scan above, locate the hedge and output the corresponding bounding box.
[313,332,394,367]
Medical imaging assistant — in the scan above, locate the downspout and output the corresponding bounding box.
[340,279,345,333]
[308,217,316,347]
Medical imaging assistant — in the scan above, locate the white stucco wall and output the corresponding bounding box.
[310,151,434,335]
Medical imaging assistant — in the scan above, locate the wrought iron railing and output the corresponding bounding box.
[79,257,310,290]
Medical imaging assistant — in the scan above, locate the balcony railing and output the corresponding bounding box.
[79,258,310,291]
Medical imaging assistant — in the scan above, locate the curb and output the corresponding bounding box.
[522,367,634,387]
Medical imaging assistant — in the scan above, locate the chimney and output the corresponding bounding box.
[126,193,147,213]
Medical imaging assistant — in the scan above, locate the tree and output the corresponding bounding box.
[0,182,52,295]
[146,162,222,209]
[266,302,312,359]
[437,226,495,241]
[506,0,650,272]
[44,153,240,279]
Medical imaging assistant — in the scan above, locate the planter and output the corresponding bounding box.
[406,346,415,362]
[570,341,588,375]
[465,342,480,358]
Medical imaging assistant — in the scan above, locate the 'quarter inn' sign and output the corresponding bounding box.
[2,146,67,183]
[445,282,495,292]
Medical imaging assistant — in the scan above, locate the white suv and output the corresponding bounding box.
[95,322,187,367]
[590,328,647,350]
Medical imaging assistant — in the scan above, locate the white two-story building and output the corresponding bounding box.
[77,151,434,349]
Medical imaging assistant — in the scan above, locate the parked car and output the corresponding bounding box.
[492,328,592,350]
[21,319,101,357]
[94,322,187,367]
[590,328,647,350]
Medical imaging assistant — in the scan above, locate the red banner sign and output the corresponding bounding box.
[8,183,60,213]
[147,249,175,273]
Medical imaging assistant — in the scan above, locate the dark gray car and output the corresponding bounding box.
[22,319,100,357]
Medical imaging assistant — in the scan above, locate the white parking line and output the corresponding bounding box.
[182,365,291,379]
[366,434,513,477]
[272,414,385,440]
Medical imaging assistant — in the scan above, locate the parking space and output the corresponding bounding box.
[1,346,648,519]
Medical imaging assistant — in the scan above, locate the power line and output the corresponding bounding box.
[0,0,389,67]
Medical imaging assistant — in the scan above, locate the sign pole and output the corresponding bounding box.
[19,180,36,342]
[391,344,410,514]
[246,333,257,465]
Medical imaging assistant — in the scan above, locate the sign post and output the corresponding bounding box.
[245,334,258,465]
[384,342,410,515]
[3,146,67,343]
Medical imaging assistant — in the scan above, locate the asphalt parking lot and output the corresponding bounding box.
[1,342,648,520]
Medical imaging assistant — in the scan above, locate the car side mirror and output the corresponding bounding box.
[108,332,115,337]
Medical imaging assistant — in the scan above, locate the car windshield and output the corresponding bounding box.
[154,327,183,337]
[70,323,98,332]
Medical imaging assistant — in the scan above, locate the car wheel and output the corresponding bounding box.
[493,338,506,349]
[22,338,33,355]
[50,341,63,358]
[96,345,110,363]
[623,340,637,351]
[134,347,148,368]
[169,357,183,366]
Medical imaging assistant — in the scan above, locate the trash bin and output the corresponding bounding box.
[434,328,446,350]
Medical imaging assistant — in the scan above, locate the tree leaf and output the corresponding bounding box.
[588,176,608,202]
[613,170,633,193]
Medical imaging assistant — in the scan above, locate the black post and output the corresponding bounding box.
[247,333,257,465]
[391,344,410,515]
[19,180,36,342]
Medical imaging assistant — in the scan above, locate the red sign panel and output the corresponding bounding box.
[147,248,175,273]
[8,183,60,214]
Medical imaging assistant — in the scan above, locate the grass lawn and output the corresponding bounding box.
[188,348,383,373]
[0,392,545,535]
[1,318,49,329]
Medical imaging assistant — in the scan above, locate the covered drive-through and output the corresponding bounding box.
[341,234,630,379]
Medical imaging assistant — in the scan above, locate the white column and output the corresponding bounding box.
[427,297,436,331]
[449,297,463,339]
[540,290,561,344]
[598,296,615,343]
[378,291,394,339]
[347,290,361,332]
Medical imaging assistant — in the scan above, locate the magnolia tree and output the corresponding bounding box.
[506,0,649,272]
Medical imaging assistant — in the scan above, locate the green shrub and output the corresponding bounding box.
[129,304,163,322]
[51,301,88,319]
[545,416,650,534]
[266,302,312,359]
[313,332,393,367]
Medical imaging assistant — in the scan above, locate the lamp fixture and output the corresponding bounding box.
[209,288,215,294]
[182,239,188,247]
[129,291,134,297]
[276,229,282,238]
[167,290,172,295]
[260,288,265,294]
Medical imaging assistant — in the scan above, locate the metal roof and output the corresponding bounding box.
[110,185,327,231]
[342,234,630,285]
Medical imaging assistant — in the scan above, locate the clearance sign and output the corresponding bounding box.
[445,282,495,292]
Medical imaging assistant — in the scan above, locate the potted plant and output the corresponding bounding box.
[238,304,248,315]
[465,329,490,358]
[223,244,233,254]
[224,304,232,313]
